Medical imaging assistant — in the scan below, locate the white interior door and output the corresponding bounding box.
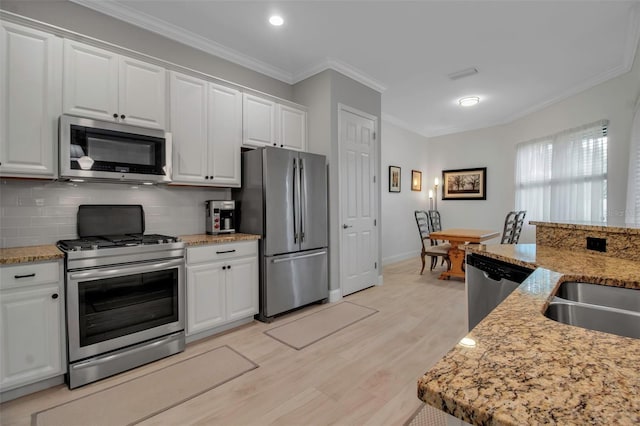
[340,106,377,296]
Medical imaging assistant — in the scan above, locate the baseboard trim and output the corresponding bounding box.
[377,274,384,286]
[1,375,65,403]
[328,288,342,302]
[186,316,254,344]
[382,251,418,266]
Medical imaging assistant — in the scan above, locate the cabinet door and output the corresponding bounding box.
[242,93,275,148]
[63,39,118,121]
[119,55,166,129]
[226,257,259,321]
[0,23,61,178]
[170,71,208,184]
[277,104,307,151]
[186,262,226,335]
[0,284,63,390]
[208,83,241,187]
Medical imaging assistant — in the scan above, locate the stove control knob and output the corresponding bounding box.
[91,244,99,250]
[158,239,164,244]
[73,245,82,251]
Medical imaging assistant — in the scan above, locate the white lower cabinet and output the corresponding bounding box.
[186,241,258,336]
[0,261,65,392]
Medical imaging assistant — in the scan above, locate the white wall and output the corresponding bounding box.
[380,121,430,265]
[293,70,382,292]
[427,43,640,244]
[0,180,228,248]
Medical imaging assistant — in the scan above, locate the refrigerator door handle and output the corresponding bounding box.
[299,157,305,242]
[271,251,327,263]
[292,157,298,243]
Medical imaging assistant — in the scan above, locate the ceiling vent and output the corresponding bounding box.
[447,67,478,81]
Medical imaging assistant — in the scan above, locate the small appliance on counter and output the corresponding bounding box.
[206,200,236,234]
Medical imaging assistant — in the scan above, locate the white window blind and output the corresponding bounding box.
[515,120,608,223]
[626,103,640,224]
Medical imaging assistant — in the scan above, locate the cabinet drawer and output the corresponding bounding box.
[187,241,257,265]
[0,261,60,290]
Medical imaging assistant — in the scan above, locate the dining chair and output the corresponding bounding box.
[511,210,526,243]
[500,211,518,244]
[501,210,527,244]
[415,210,451,274]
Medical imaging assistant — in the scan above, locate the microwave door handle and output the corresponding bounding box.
[292,158,298,244]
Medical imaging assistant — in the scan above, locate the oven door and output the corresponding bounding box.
[66,258,184,362]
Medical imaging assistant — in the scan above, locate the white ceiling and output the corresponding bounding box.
[74,0,640,138]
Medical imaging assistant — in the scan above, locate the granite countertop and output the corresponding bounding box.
[0,234,262,264]
[179,233,261,246]
[0,245,64,265]
[530,220,640,234]
[418,244,640,425]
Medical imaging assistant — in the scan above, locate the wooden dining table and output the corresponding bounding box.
[429,228,500,280]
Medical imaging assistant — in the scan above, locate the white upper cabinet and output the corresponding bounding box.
[242,93,276,148]
[63,40,165,129]
[170,71,241,187]
[208,82,242,186]
[277,104,307,151]
[243,93,307,151]
[0,22,62,178]
[118,56,166,129]
[170,71,208,183]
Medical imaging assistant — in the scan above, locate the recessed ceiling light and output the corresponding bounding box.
[458,96,480,107]
[269,15,284,26]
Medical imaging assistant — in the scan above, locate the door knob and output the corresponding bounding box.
[343,224,352,229]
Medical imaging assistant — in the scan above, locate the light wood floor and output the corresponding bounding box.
[0,258,467,426]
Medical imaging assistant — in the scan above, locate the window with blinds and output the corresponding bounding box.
[626,106,640,224]
[515,120,608,223]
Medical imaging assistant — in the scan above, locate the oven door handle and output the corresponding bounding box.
[69,258,184,280]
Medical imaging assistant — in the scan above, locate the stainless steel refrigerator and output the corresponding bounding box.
[236,147,328,322]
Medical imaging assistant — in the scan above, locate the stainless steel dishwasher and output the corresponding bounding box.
[466,253,533,330]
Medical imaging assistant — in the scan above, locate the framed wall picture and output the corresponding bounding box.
[442,167,487,200]
[389,166,401,192]
[411,170,422,191]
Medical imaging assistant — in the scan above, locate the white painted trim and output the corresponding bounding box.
[377,274,383,286]
[69,0,293,83]
[185,316,254,344]
[382,251,418,266]
[69,0,389,94]
[0,375,64,403]
[381,113,427,137]
[294,57,387,94]
[328,288,342,303]
[337,103,380,298]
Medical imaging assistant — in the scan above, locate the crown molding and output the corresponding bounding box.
[71,0,389,93]
[381,113,428,138]
[69,0,294,84]
[294,57,387,93]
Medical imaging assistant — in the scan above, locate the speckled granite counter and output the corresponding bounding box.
[179,233,261,246]
[418,244,640,425]
[0,245,63,265]
[531,221,640,261]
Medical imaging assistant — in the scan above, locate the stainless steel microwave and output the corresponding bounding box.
[59,115,172,184]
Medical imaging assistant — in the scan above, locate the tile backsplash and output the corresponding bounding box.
[0,180,229,248]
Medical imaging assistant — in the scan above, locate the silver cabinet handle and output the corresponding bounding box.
[343,224,352,229]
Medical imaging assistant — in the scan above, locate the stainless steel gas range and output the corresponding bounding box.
[57,205,185,389]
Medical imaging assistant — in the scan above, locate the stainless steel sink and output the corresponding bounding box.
[545,282,640,339]
[556,281,640,313]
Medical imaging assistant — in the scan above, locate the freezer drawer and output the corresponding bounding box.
[263,249,328,318]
